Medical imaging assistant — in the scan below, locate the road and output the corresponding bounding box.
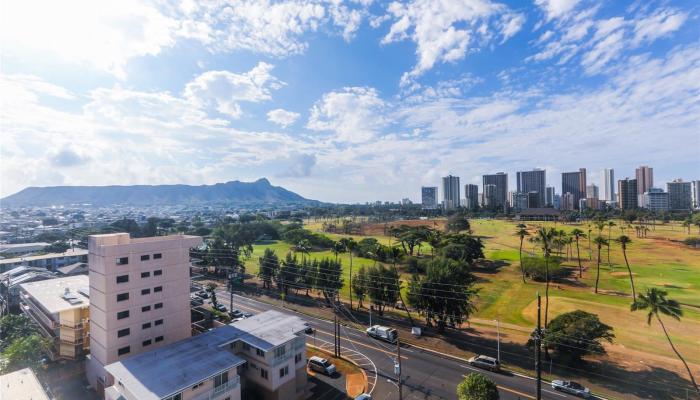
[215,290,583,400]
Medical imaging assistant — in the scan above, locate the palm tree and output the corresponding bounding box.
[631,288,699,393]
[606,221,616,267]
[332,241,345,262]
[340,237,357,310]
[427,230,442,259]
[533,227,556,328]
[515,224,529,283]
[587,224,593,260]
[571,229,586,277]
[294,239,311,263]
[617,235,636,301]
[593,236,608,294]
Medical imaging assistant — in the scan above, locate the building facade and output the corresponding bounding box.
[693,180,700,209]
[561,168,586,210]
[442,175,460,211]
[516,169,546,209]
[86,233,203,392]
[545,187,555,207]
[667,179,692,210]
[601,168,615,203]
[482,173,508,211]
[641,189,669,212]
[464,184,479,210]
[0,249,88,273]
[636,165,653,204]
[20,275,90,360]
[618,178,638,210]
[561,192,575,211]
[420,187,437,209]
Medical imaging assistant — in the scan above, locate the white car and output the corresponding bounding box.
[551,380,592,398]
[467,355,500,372]
[354,394,372,400]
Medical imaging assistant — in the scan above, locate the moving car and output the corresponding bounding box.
[304,323,314,334]
[308,356,336,376]
[354,394,372,400]
[551,380,591,398]
[366,325,398,343]
[467,355,500,372]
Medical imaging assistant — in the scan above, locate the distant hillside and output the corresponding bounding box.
[0,178,317,207]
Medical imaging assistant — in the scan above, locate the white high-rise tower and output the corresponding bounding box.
[601,168,615,203]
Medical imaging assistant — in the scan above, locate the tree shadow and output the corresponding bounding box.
[473,259,510,274]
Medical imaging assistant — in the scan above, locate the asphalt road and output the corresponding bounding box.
[215,290,584,400]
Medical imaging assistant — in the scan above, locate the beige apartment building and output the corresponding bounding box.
[85,233,202,393]
[104,310,308,400]
[19,275,90,360]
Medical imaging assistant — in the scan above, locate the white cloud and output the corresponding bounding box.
[1,0,178,79]
[632,9,688,46]
[535,0,581,21]
[267,109,301,128]
[184,63,284,119]
[307,87,387,143]
[380,0,524,84]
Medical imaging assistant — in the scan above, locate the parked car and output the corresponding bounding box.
[229,309,244,319]
[354,394,372,400]
[213,304,227,312]
[190,298,203,306]
[366,325,398,343]
[242,312,253,318]
[308,356,336,376]
[467,355,500,372]
[551,380,591,398]
[304,323,314,334]
[196,290,209,299]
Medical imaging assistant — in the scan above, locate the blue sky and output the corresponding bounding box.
[1,0,698,203]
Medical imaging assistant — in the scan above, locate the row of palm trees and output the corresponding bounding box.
[516,223,697,393]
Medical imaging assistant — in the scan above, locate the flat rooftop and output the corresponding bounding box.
[20,275,90,313]
[0,368,50,400]
[105,327,246,400]
[226,309,308,351]
[0,248,88,264]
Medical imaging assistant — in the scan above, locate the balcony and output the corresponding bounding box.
[193,376,240,400]
[272,351,292,367]
[293,338,306,351]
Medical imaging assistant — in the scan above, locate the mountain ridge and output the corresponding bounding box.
[0,178,317,207]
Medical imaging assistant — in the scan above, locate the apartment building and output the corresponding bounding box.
[0,248,88,273]
[86,233,203,392]
[19,275,90,360]
[104,310,309,400]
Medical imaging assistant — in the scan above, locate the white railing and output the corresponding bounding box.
[193,376,240,400]
[272,351,292,367]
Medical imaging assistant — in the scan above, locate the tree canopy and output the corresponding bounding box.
[541,310,614,361]
[457,373,499,400]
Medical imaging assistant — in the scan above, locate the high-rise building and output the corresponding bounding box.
[641,188,669,212]
[601,168,615,202]
[618,178,638,210]
[442,175,460,211]
[545,187,555,207]
[586,184,599,200]
[561,192,575,211]
[484,184,498,209]
[510,192,528,211]
[482,173,508,210]
[636,165,653,204]
[527,191,541,208]
[693,180,700,209]
[667,179,692,210]
[421,187,438,209]
[561,168,586,210]
[86,233,203,391]
[516,169,546,208]
[464,184,479,210]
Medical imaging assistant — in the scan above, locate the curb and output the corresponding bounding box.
[307,343,369,396]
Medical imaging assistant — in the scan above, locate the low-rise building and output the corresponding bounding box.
[0,242,50,256]
[104,310,309,400]
[641,189,669,212]
[0,248,88,273]
[0,368,51,400]
[19,275,90,360]
[0,266,56,314]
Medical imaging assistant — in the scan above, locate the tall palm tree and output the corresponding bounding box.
[340,237,357,310]
[617,235,636,301]
[515,225,529,283]
[593,236,608,294]
[631,288,699,393]
[571,229,586,277]
[606,221,616,267]
[533,227,556,328]
[587,224,593,260]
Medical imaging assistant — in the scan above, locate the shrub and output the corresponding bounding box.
[522,256,567,281]
[683,237,700,248]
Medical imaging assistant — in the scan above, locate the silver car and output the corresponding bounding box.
[467,355,500,372]
[551,380,592,398]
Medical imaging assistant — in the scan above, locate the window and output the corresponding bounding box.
[154,302,163,309]
[295,353,302,364]
[141,272,150,278]
[117,346,130,356]
[140,254,150,261]
[260,369,268,380]
[256,348,264,357]
[117,310,129,320]
[155,335,164,342]
[192,381,204,390]
[153,253,162,259]
[153,269,162,276]
[242,343,250,351]
[163,393,181,400]
[116,275,129,284]
[274,346,286,358]
[116,292,129,302]
[154,319,163,326]
[279,366,289,378]
[142,339,152,346]
[116,257,129,265]
[154,286,163,293]
[214,371,229,388]
[141,288,151,295]
[142,322,151,329]
[117,328,130,338]
[142,305,151,312]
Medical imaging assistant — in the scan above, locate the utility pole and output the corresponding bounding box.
[496,318,501,364]
[396,338,403,400]
[536,293,542,400]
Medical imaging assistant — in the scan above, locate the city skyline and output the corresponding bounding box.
[1,1,699,202]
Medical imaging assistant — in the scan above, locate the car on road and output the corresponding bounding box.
[551,380,591,398]
[354,394,372,400]
[467,355,500,372]
[229,309,244,319]
[366,325,397,343]
[308,356,336,376]
[304,323,314,334]
[242,311,253,318]
[213,304,227,312]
